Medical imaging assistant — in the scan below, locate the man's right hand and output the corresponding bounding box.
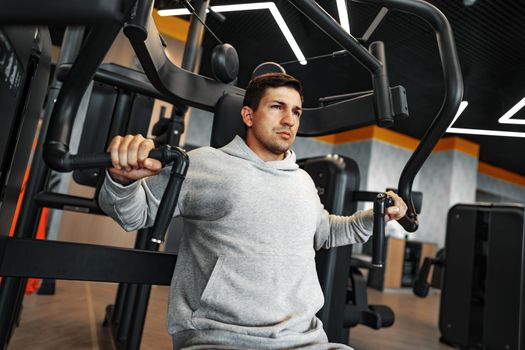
[107,134,162,185]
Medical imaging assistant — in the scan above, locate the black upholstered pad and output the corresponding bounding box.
[210,93,245,148]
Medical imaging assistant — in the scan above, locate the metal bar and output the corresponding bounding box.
[56,63,169,102]
[360,0,463,232]
[111,284,128,324]
[124,9,243,112]
[114,228,150,347]
[110,92,134,138]
[298,85,407,136]
[0,237,176,285]
[361,7,389,43]
[43,0,136,172]
[126,235,159,349]
[0,0,127,25]
[369,41,393,127]
[43,23,124,171]
[127,284,152,349]
[116,283,138,344]
[318,90,373,105]
[287,0,382,73]
[181,0,210,73]
[34,192,104,215]
[353,190,422,213]
[351,191,380,202]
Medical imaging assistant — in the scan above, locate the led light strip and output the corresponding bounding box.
[446,101,469,131]
[447,99,525,138]
[498,97,525,125]
[158,2,307,65]
[336,0,350,34]
[446,127,525,138]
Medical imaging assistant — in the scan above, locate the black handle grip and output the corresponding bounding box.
[149,172,185,244]
[44,141,190,245]
[45,143,185,171]
[397,211,419,232]
[413,257,434,297]
[372,193,394,268]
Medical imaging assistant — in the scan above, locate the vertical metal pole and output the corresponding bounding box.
[165,0,210,146]
[181,0,210,73]
[39,27,86,295]
[115,228,149,348]
[126,240,159,350]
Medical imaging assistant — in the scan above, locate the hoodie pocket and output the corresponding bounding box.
[191,255,324,333]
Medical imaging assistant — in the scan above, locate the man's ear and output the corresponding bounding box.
[241,106,254,128]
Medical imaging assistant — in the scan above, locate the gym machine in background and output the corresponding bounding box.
[0,25,51,346]
[0,0,462,348]
[414,203,525,350]
[298,155,410,343]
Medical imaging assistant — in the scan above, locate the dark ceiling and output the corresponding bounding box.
[168,0,525,175]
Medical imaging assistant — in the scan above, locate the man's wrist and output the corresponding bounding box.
[108,171,135,187]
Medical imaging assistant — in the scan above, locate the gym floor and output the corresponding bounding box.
[8,281,450,350]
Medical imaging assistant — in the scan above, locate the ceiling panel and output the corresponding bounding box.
[159,0,525,175]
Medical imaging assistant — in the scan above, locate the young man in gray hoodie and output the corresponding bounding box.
[98,73,407,349]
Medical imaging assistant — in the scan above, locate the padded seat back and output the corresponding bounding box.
[210,93,245,148]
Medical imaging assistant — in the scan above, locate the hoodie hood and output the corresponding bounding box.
[220,135,299,171]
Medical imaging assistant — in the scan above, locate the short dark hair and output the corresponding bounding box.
[243,73,303,111]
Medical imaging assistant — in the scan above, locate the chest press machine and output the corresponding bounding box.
[0,0,462,348]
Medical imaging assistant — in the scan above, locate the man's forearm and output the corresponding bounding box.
[315,209,374,250]
[98,171,156,231]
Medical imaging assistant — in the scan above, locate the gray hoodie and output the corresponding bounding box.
[98,136,373,349]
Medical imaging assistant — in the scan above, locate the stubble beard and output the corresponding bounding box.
[253,125,293,156]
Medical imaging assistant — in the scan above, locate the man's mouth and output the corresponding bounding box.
[277,131,291,139]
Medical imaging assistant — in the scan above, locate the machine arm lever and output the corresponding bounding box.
[371,193,394,268]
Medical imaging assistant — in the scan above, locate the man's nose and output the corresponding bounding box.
[282,110,295,127]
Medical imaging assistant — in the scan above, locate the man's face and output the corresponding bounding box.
[242,86,302,161]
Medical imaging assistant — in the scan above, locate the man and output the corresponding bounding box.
[99,73,407,349]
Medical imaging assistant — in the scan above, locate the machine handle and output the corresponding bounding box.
[146,146,189,244]
[45,142,190,245]
[363,0,463,233]
[372,193,394,268]
[40,1,188,246]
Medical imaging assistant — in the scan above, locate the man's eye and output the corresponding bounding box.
[293,111,301,118]
[271,105,281,109]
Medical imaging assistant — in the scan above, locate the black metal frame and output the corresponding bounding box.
[122,0,463,233]
[0,238,176,284]
[0,25,53,347]
[0,0,462,348]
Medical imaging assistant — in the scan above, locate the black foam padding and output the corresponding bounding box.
[210,93,245,148]
[211,43,239,84]
[251,62,286,78]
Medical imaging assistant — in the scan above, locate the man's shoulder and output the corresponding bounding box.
[187,146,221,158]
[295,167,317,186]
[186,146,228,167]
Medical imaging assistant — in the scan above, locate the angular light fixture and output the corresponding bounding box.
[336,0,350,34]
[447,100,525,138]
[158,2,307,65]
[446,101,469,131]
[498,97,525,125]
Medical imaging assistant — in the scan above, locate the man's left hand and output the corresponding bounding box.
[385,191,408,222]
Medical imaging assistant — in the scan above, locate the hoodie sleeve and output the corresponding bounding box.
[313,207,374,250]
[98,167,187,232]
